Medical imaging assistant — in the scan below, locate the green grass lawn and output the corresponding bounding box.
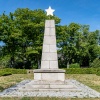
[66,74,100,92]
[0,74,33,92]
[0,73,100,100]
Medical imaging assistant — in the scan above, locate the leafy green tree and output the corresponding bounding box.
[0,12,20,67]
[0,8,100,69]
[0,8,60,68]
[79,26,100,67]
[57,23,100,68]
[57,23,81,68]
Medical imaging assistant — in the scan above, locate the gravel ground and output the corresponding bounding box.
[0,79,100,98]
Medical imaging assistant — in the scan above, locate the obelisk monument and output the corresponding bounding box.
[4,7,91,96]
[34,6,65,81]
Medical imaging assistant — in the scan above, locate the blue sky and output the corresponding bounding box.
[0,0,100,45]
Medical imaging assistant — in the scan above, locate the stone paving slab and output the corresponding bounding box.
[0,79,100,98]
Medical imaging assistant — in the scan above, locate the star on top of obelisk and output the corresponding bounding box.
[45,6,55,16]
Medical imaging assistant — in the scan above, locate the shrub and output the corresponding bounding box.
[96,72,100,76]
[65,68,99,74]
[0,71,12,76]
[69,63,80,68]
[0,68,27,76]
[96,68,100,76]
[90,58,100,68]
[2,72,12,76]
[10,69,27,74]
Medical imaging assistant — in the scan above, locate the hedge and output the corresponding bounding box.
[96,69,100,76]
[0,68,27,76]
[0,68,100,77]
[0,71,12,76]
[65,68,100,75]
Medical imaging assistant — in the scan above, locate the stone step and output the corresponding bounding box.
[27,81,68,85]
[28,80,67,85]
[21,84,76,89]
[18,88,82,92]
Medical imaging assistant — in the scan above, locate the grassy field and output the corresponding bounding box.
[0,73,100,100]
[66,74,100,92]
[0,74,33,92]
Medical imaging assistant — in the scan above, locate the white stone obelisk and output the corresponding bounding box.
[41,20,58,69]
[34,6,65,81]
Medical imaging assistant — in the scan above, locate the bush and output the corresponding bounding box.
[69,63,80,68]
[96,72,100,76]
[96,68,100,76]
[2,72,12,76]
[10,69,27,74]
[0,68,27,76]
[0,71,12,76]
[65,68,100,74]
[90,58,100,68]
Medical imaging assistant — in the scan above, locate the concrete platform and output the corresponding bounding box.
[18,80,77,91]
[34,69,65,81]
[0,79,100,98]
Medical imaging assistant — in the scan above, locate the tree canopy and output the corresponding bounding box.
[0,8,100,69]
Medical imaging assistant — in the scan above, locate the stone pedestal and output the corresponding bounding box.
[33,20,65,81]
[34,69,65,81]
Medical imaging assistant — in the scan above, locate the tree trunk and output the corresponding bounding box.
[67,61,69,68]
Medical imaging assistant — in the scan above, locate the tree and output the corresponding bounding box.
[0,8,60,68]
[57,23,81,68]
[0,8,100,68]
[57,23,100,68]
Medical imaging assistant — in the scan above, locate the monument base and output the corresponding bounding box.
[18,79,79,92]
[33,69,65,81]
